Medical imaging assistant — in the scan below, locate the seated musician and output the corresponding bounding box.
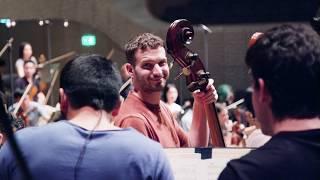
[216,103,233,147]
[242,110,271,148]
[15,42,37,78]
[219,24,320,179]
[115,33,218,147]
[15,60,45,103]
[163,83,184,121]
[0,54,173,180]
[8,89,51,127]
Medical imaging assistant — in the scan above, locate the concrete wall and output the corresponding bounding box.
[0,0,305,104]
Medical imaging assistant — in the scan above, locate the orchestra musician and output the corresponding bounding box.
[115,33,218,147]
[8,88,51,127]
[15,60,45,103]
[15,42,37,78]
[215,103,233,146]
[163,83,183,121]
[219,24,320,179]
[229,107,246,146]
[0,54,173,180]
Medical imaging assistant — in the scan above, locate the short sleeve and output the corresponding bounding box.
[117,117,149,137]
[15,59,24,78]
[218,158,260,180]
[15,59,23,69]
[218,162,239,180]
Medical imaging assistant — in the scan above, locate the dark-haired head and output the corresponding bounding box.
[163,83,179,103]
[60,54,121,113]
[246,24,320,120]
[18,42,33,60]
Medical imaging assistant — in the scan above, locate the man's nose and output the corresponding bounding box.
[152,64,162,75]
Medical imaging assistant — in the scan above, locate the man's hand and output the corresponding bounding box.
[192,79,218,104]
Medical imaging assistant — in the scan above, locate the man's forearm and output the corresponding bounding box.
[188,101,209,147]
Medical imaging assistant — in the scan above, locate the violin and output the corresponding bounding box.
[29,80,48,102]
[166,19,225,147]
[16,107,28,127]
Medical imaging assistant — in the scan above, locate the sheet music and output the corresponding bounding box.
[165,148,252,180]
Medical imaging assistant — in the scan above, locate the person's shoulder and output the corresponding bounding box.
[220,136,320,180]
[218,147,272,179]
[15,58,23,65]
[118,93,146,113]
[173,103,182,109]
[112,128,173,179]
[115,112,146,126]
[116,94,149,125]
[113,128,163,152]
[15,121,69,140]
[15,77,24,83]
[219,137,296,179]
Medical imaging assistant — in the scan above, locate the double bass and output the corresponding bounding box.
[166,19,225,147]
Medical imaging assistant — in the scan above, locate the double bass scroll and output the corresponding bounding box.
[166,19,225,147]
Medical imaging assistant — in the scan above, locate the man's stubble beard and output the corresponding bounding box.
[142,80,166,93]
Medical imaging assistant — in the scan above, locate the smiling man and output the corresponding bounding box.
[115,33,218,148]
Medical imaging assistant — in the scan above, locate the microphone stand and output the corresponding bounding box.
[0,38,13,57]
[0,38,15,105]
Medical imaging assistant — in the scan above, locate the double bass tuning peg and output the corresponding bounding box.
[174,52,199,80]
[174,67,192,80]
[181,27,194,45]
[185,52,198,61]
[199,71,210,79]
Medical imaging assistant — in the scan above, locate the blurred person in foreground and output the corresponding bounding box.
[219,24,320,180]
[0,54,173,180]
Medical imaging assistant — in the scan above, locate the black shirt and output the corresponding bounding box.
[219,129,320,180]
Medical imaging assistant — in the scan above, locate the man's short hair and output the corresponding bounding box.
[60,54,121,112]
[124,33,164,65]
[246,24,320,120]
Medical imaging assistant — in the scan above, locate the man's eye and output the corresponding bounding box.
[159,61,167,66]
[143,64,153,69]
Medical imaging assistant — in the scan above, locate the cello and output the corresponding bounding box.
[166,19,225,147]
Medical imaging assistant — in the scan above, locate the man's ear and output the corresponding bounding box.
[257,78,272,104]
[0,133,3,145]
[59,88,68,116]
[126,63,134,77]
[0,132,5,145]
